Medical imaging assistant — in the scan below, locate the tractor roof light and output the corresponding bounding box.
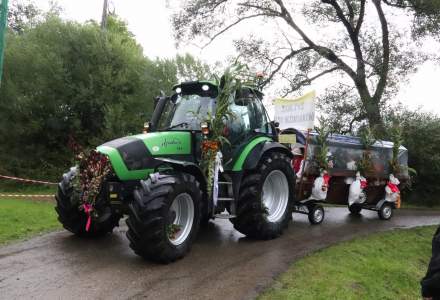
[202,84,209,91]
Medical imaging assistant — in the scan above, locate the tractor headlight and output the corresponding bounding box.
[143,121,150,133]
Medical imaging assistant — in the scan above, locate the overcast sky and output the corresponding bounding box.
[33,0,440,116]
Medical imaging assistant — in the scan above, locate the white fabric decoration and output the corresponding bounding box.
[213,151,224,206]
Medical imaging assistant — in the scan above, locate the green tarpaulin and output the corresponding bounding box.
[0,0,9,85]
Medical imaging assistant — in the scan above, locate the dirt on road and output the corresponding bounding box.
[0,207,439,300]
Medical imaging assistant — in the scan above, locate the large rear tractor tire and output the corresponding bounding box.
[232,152,295,239]
[126,172,202,263]
[55,167,120,237]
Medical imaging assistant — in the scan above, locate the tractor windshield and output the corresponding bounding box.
[157,94,216,131]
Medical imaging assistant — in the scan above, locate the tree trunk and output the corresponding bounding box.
[362,95,386,137]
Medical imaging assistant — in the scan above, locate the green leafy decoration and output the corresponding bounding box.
[200,60,254,196]
[357,126,376,175]
[313,118,332,170]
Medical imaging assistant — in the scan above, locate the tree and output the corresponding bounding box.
[175,53,212,81]
[173,0,438,134]
[0,10,213,180]
[7,0,40,33]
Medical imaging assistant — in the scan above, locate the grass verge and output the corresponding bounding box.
[259,226,437,300]
[0,198,60,245]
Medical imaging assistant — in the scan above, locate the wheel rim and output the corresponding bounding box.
[314,208,323,223]
[383,205,392,219]
[262,170,289,222]
[168,193,194,246]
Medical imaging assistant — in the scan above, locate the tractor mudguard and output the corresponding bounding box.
[242,141,293,171]
[228,140,293,202]
[154,157,207,194]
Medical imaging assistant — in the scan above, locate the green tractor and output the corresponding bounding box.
[55,81,296,263]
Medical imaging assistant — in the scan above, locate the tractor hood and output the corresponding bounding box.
[97,131,192,181]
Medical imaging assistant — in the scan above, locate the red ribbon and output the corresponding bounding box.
[387,182,400,193]
[83,203,93,232]
[360,179,368,189]
[292,158,303,173]
[323,174,331,185]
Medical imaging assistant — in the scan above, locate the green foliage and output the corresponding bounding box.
[390,110,440,205]
[356,126,376,175]
[388,122,404,174]
[175,53,212,82]
[7,0,41,34]
[201,60,251,196]
[259,226,437,300]
[0,12,210,181]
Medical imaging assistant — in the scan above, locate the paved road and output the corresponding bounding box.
[1,207,439,300]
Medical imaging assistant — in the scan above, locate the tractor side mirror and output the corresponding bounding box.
[272,121,280,128]
[154,90,166,110]
[154,96,160,110]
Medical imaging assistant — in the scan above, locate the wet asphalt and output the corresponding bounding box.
[0,207,439,300]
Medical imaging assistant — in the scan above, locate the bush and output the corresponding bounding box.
[0,14,210,181]
[395,110,440,205]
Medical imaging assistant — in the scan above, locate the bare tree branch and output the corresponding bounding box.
[237,2,280,16]
[355,0,366,34]
[201,13,270,49]
[372,0,390,101]
[261,47,312,86]
[281,67,340,96]
[273,0,358,81]
[343,0,355,26]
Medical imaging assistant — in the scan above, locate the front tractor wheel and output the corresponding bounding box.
[126,172,202,263]
[233,152,295,239]
[55,168,120,237]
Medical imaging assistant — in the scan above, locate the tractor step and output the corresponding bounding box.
[214,213,236,219]
[217,197,234,201]
[218,181,232,185]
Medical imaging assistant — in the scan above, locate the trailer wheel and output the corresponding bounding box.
[348,204,362,215]
[378,203,393,220]
[232,151,295,239]
[308,204,325,225]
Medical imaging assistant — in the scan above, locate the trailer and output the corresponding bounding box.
[279,128,409,224]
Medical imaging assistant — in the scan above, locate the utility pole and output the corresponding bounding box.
[0,0,9,86]
[101,0,108,30]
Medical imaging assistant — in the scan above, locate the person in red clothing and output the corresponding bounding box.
[422,225,440,300]
[291,146,305,182]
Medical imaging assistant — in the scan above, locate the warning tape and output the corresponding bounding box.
[0,194,54,198]
[0,175,57,185]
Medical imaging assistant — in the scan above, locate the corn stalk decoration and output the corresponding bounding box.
[200,61,253,197]
[357,126,376,176]
[313,118,332,171]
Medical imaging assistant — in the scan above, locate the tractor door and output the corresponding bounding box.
[222,88,274,168]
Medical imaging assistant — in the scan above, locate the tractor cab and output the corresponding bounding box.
[151,81,277,167]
